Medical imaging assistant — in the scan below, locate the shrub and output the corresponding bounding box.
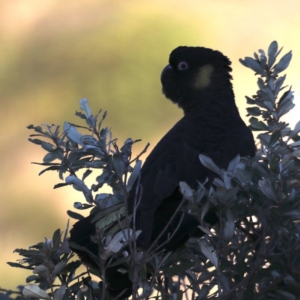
[7,41,300,300]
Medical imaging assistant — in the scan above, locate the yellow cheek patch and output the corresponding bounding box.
[193,64,214,89]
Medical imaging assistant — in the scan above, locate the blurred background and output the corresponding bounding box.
[1,0,300,289]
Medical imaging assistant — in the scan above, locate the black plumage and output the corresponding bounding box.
[126,46,255,248]
[69,46,256,298]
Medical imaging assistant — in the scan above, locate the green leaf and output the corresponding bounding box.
[222,171,232,189]
[269,130,281,147]
[258,179,277,201]
[7,262,33,269]
[252,161,268,175]
[120,138,134,155]
[278,100,295,118]
[268,41,278,56]
[52,261,66,277]
[95,193,112,207]
[105,231,127,253]
[102,229,141,259]
[112,155,125,178]
[82,169,92,181]
[54,182,69,189]
[290,120,300,138]
[127,160,142,192]
[199,240,218,268]
[73,202,93,210]
[28,125,52,137]
[223,210,235,240]
[65,175,92,202]
[41,142,55,152]
[290,140,300,147]
[60,261,82,274]
[64,122,82,144]
[273,51,292,75]
[26,275,39,283]
[199,154,221,176]
[239,57,266,76]
[179,182,194,199]
[33,265,50,280]
[268,41,278,68]
[269,155,280,173]
[257,92,274,108]
[43,152,58,163]
[246,107,261,116]
[274,75,286,95]
[278,101,295,117]
[200,201,211,223]
[245,96,256,104]
[42,150,63,164]
[66,210,84,220]
[28,138,43,145]
[79,98,91,118]
[53,284,66,300]
[249,117,269,131]
[52,229,61,248]
[258,49,267,66]
[38,165,66,176]
[227,155,240,172]
[23,284,50,299]
[261,86,275,102]
[278,89,293,106]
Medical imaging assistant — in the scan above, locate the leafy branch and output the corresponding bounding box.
[7,41,300,300]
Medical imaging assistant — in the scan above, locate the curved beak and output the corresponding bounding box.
[160,64,173,83]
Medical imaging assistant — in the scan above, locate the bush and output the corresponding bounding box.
[7,41,300,300]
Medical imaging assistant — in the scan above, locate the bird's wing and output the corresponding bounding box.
[128,118,210,211]
[128,113,254,212]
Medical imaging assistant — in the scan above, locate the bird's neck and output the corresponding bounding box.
[183,86,239,117]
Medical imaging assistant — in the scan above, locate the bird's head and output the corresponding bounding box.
[161,46,233,111]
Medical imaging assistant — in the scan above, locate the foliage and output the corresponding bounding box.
[7,41,300,299]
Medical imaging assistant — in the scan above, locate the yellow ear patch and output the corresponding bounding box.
[193,64,214,89]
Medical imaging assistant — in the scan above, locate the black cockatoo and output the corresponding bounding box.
[69,46,256,298]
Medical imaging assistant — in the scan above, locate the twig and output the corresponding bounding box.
[218,224,266,299]
[130,143,150,164]
[144,197,187,257]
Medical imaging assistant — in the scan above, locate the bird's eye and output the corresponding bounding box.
[177,61,189,71]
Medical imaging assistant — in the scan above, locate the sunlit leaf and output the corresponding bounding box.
[64,122,82,144]
[80,98,91,118]
[199,240,218,268]
[199,154,221,176]
[179,181,193,199]
[23,285,50,299]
